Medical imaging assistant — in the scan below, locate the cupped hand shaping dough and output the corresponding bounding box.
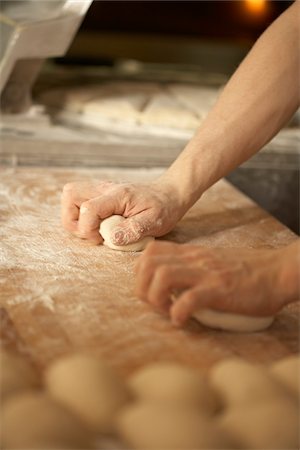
[99,215,154,252]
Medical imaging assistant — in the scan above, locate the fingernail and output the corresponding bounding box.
[112,230,124,245]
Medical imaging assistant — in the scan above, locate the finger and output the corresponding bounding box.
[61,181,116,232]
[61,203,80,233]
[135,255,178,300]
[77,194,125,242]
[170,286,216,327]
[146,265,201,311]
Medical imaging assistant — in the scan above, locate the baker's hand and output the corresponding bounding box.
[135,241,299,327]
[61,180,186,245]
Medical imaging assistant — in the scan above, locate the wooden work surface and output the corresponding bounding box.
[0,166,299,376]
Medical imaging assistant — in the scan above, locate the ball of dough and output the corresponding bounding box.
[269,355,300,397]
[99,215,154,252]
[210,358,294,407]
[116,403,236,450]
[45,354,132,432]
[170,295,274,332]
[128,363,220,414]
[219,399,299,450]
[193,309,274,332]
[1,392,92,449]
[0,349,39,402]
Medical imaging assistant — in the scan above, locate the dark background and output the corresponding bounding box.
[80,1,292,42]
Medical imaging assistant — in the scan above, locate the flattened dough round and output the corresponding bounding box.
[170,295,273,332]
[99,215,154,252]
[193,308,274,332]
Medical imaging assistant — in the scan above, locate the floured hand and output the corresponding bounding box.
[61,179,187,245]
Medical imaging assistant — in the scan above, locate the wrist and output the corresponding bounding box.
[156,170,203,218]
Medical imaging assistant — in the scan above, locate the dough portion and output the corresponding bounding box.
[170,294,273,332]
[210,358,295,408]
[45,354,132,432]
[0,349,39,402]
[269,355,300,397]
[128,363,220,415]
[1,392,92,449]
[219,399,299,450]
[99,215,154,252]
[116,403,236,450]
[139,93,199,130]
[193,308,274,332]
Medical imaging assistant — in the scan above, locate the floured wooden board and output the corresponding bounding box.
[0,166,299,376]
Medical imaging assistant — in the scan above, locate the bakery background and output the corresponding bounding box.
[0,0,298,233]
[1,3,299,449]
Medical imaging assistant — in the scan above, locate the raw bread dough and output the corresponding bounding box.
[139,93,199,130]
[45,354,132,432]
[167,84,221,120]
[116,403,236,450]
[100,215,154,252]
[193,308,274,332]
[128,363,220,415]
[219,399,299,450]
[170,295,274,332]
[270,355,300,397]
[210,358,294,408]
[0,349,39,402]
[1,392,92,449]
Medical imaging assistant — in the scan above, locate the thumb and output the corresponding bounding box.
[111,213,153,246]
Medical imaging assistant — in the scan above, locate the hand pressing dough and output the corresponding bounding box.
[100,215,154,252]
[45,354,132,432]
[269,355,300,397]
[128,363,220,415]
[219,399,300,450]
[0,349,39,402]
[116,403,237,450]
[1,392,92,449]
[210,358,295,408]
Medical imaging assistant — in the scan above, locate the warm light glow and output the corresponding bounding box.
[244,0,268,15]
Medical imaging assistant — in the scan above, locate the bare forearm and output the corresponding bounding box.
[162,2,300,211]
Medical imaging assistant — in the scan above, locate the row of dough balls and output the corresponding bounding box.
[1,349,299,449]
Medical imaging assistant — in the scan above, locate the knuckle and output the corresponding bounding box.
[80,200,90,211]
[97,180,114,190]
[157,265,172,285]
[80,199,94,213]
[181,289,198,306]
[120,185,132,197]
[62,182,76,197]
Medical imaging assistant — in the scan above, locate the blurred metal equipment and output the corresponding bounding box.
[0,0,93,113]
